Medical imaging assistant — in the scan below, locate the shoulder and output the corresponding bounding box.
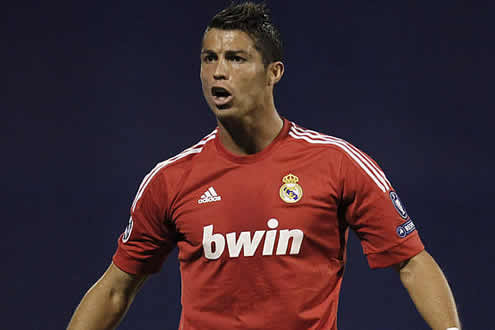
[132,128,218,203]
[287,121,391,192]
[287,121,357,159]
[151,128,218,176]
[151,129,217,174]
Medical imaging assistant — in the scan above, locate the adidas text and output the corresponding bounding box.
[198,196,222,204]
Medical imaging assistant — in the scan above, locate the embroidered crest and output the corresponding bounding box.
[279,173,303,204]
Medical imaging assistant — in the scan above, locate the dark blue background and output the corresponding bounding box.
[5,1,494,329]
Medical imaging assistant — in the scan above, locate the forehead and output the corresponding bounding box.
[202,28,256,52]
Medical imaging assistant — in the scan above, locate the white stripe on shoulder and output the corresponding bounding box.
[131,129,217,211]
[288,125,389,193]
[290,123,391,189]
[290,124,391,187]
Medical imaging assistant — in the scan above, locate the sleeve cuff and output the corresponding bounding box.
[366,234,425,269]
[112,248,163,275]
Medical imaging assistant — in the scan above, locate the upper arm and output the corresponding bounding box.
[392,249,425,272]
[340,148,424,268]
[95,262,149,298]
[113,169,177,275]
[392,249,435,275]
[67,263,149,329]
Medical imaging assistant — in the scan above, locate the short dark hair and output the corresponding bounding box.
[205,2,283,67]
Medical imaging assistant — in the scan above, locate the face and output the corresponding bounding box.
[200,28,270,119]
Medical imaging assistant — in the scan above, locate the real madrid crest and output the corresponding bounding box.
[279,173,303,203]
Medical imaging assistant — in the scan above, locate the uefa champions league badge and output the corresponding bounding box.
[279,173,303,203]
[122,216,133,243]
[389,191,408,219]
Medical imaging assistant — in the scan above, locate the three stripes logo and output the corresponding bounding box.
[198,186,222,204]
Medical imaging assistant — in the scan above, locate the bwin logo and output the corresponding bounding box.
[202,218,304,260]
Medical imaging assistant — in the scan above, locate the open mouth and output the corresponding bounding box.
[211,87,233,107]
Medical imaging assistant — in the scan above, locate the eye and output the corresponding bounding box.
[232,56,245,63]
[226,54,246,63]
[202,54,216,63]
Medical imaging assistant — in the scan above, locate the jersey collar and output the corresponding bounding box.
[214,117,290,164]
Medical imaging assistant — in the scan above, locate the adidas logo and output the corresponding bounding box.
[198,186,222,204]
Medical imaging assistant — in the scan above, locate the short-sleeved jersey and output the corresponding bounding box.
[113,118,424,330]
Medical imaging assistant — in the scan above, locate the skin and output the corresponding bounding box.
[67,263,147,329]
[68,28,461,330]
[200,28,284,155]
[394,250,461,329]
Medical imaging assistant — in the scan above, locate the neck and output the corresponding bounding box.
[216,106,283,156]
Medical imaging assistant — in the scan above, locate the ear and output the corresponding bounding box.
[267,61,284,86]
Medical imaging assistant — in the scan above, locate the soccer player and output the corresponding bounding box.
[68,2,461,329]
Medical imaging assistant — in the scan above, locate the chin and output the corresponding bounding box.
[208,100,250,121]
[211,103,237,117]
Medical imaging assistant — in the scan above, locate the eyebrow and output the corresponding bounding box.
[201,49,249,55]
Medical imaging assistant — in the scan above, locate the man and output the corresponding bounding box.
[68,2,461,329]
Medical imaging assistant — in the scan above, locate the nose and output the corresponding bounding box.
[213,58,228,80]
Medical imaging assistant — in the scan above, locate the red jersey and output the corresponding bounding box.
[113,118,424,330]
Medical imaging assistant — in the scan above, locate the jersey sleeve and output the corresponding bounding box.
[339,147,424,269]
[112,169,177,274]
